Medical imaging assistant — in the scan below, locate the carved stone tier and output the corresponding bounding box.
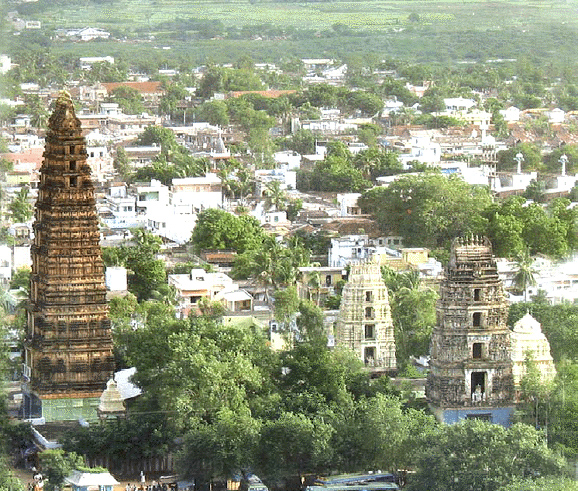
[427,236,514,418]
[25,92,115,399]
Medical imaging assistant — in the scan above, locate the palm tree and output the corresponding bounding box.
[263,180,288,212]
[307,270,321,306]
[513,248,537,302]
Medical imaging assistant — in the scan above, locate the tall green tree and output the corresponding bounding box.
[407,420,566,491]
[513,248,537,301]
[359,173,492,252]
[9,187,33,223]
[109,86,145,114]
[381,267,437,370]
[191,209,266,254]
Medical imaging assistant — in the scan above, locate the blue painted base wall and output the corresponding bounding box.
[430,405,514,428]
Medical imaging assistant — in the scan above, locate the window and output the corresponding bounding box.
[474,288,481,301]
[473,343,483,359]
[473,312,482,327]
[365,307,374,319]
[69,176,77,187]
[325,275,332,286]
[364,324,375,339]
[69,161,76,171]
[365,291,373,302]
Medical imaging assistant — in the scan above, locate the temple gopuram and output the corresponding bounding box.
[23,92,115,422]
[426,236,515,426]
[335,259,397,373]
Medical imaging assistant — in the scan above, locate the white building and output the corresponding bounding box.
[132,179,171,216]
[105,266,128,292]
[169,268,253,318]
[444,97,477,113]
[328,235,395,268]
[170,173,222,215]
[398,135,441,166]
[499,106,521,123]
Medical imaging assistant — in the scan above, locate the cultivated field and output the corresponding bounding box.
[10,0,578,65]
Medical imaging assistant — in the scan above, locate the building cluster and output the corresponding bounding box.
[0,52,567,428]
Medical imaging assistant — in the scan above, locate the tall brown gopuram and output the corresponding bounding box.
[426,236,514,427]
[23,92,115,422]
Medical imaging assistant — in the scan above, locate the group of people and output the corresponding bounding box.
[126,480,178,491]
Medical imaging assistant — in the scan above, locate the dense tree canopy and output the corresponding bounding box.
[359,172,492,252]
[407,420,566,491]
[191,209,266,254]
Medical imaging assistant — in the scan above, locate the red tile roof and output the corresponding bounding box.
[101,81,164,95]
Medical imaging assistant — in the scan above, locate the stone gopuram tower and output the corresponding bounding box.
[335,260,396,373]
[426,236,514,426]
[23,92,115,422]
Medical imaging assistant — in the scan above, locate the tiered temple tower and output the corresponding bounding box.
[426,236,514,426]
[23,92,115,422]
[335,260,396,372]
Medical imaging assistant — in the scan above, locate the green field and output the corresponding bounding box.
[7,0,578,66]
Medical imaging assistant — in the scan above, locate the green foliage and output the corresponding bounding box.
[128,314,276,426]
[136,125,177,150]
[543,145,578,174]
[109,85,144,115]
[352,148,403,181]
[299,155,371,193]
[177,407,261,484]
[9,187,33,223]
[62,414,176,464]
[39,449,84,491]
[191,209,266,254]
[233,235,310,292]
[334,394,436,473]
[381,267,437,370]
[9,266,30,291]
[113,147,132,182]
[407,420,566,491]
[497,143,542,173]
[523,179,547,204]
[197,65,264,98]
[359,173,492,250]
[194,100,229,127]
[287,129,315,156]
[103,229,166,301]
[255,411,334,482]
[485,197,578,259]
[499,477,578,491]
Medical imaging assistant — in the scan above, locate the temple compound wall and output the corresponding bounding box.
[23,93,115,422]
[426,236,515,426]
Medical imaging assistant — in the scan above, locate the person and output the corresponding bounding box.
[126,484,131,491]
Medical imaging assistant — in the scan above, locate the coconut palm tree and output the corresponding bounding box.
[514,248,537,302]
[263,180,288,212]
